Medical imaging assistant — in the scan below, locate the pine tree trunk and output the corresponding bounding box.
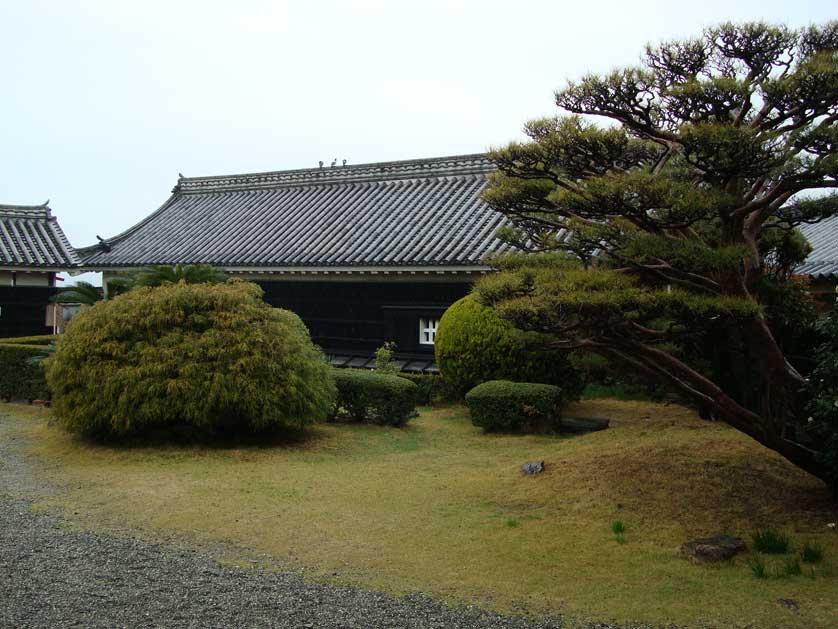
[594,337,831,492]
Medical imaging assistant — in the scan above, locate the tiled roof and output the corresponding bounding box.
[0,203,81,269]
[80,154,513,270]
[798,215,838,279]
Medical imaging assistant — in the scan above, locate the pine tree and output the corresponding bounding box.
[480,22,838,487]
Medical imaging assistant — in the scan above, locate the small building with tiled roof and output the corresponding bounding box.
[76,153,838,361]
[798,215,838,307]
[0,203,81,336]
[80,154,510,370]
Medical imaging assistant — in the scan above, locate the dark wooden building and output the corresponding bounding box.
[0,203,81,337]
[79,155,511,371]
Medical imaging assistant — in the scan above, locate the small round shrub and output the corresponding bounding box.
[434,295,584,397]
[45,281,336,438]
[465,380,565,433]
[332,369,418,426]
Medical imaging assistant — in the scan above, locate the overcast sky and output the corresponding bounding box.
[1,1,834,283]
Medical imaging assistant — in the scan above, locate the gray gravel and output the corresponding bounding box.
[0,409,657,629]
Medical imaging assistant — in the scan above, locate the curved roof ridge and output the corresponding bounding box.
[0,202,80,268]
[0,203,52,219]
[174,153,493,194]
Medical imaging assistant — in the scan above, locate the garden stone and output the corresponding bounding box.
[521,461,545,475]
[680,534,746,563]
[778,598,799,612]
[560,416,610,433]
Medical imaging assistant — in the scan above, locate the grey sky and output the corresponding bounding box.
[1,0,835,284]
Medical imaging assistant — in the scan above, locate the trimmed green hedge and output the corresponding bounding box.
[435,295,584,398]
[465,380,566,433]
[333,369,418,426]
[0,343,51,402]
[397,373,459,405]
[0,335,57,346]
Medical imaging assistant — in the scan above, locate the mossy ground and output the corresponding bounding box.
[3,400,838,628]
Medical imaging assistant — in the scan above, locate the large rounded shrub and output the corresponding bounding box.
[45,281,336,438]
[435,295,583,397]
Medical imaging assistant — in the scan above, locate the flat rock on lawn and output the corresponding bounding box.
[521,461,545,475]
[560,417,610,433]
[680,534,746,563]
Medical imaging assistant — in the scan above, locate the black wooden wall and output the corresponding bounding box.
[258,280,472,357]
[0,286,57,337]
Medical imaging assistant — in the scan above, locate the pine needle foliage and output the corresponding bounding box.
[45,281,335,438]
[480,21,838,487]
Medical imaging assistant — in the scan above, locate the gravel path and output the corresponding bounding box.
[0,409,653,629]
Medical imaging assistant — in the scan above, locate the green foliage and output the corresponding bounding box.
[481,20,838,483]
[751,528,791,554]
[805,304,838,492]
[747,556,768,579]
[332,369,418,426]
[582,383,657,401]
[610,521,627,544]
[131,264,227,288]
[783,558,803,576]
[397,373,459,405]
[0,343,50,401]
[464,380,567,433]
[50,281,102,305]
[374,341,399,375]
[801,542,824,564]
[44,281,335,438]
[435,295,584,397]
[475,265,761,336]
[572,352,667,401]
[0,335,57,346]
[105,276,135,297]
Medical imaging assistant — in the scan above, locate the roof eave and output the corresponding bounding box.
[86,264,493,275]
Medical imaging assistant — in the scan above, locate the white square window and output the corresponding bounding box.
[419,318,440,345]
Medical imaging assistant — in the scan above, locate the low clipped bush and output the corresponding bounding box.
[435,295,583,397]
[332,369,418,426]
[45,281,336,438]
[0,343,51,402]
[0,335,57,346]
[465,380,567,433]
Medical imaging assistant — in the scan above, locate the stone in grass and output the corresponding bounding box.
[680,534,746,563]
[778,598,800,613]
[560,416,609,433]
[521,461,545,475]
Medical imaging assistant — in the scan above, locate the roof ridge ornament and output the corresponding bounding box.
[96,235,112,253]
[176,153,494,194]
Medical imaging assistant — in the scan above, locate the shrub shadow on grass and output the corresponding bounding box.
[72,422,328,451]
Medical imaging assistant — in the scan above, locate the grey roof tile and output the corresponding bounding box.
[0,203,81,269]
[798,215,838,279]
[80,154,513,269]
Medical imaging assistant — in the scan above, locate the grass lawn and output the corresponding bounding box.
[4,399,838,628]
